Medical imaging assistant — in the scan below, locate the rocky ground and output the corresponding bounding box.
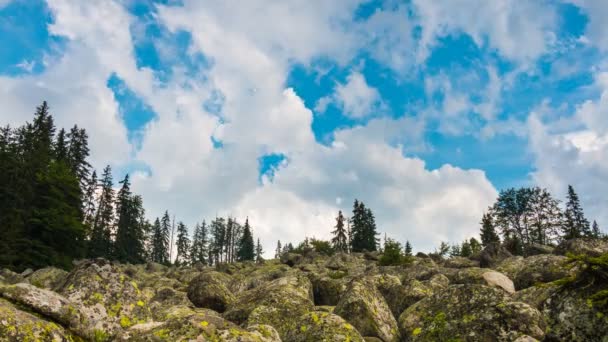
[0,238,607,342]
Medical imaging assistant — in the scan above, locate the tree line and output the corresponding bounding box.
[0,103,262,271]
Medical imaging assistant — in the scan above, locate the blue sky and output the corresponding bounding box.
[1,0,608,252]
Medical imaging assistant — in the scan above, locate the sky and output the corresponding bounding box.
[1,0,608,255]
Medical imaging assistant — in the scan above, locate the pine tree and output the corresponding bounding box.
[460,240,472,257]
[114,174,147,263]
[54,128,68,162]
[480,212,500,247]
[209,217,226,264]
[469,237,482,255]
[331,210,348,252]
[364,207,379,251]
[350,200,366,252]
[404,240,413,256]
[255,238,264,263]
[66,125,91,189]
[237,219,255,261]
[275,240,282,259]
[563,185,590,239]
[175,222,191,266]
[89,165,114,258]
[82,170,97,231]
[592,220,602,238]
[160,211,171,264]
[150,218,164,263]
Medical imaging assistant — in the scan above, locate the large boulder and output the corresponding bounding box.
[542,284,608,341]
[553,238,608,257]
[286,311,365,342]
[443,257,479,269]
[478,243,513,268]
[334,278,400,342]
[25,267,68,290]
[373,274,433,320]
[0,298,78,341]
[398,284,545,341]
[187,271,235,312]
[56,259,152,338]
[117,308,281,341]
[281,253,303,267]
[454,268,515,294]
[496,255,571,290]
[229,262,294,293]
[310,275,348,306]
[0,283,86,336]
[525,244,554,256]
[224,275,314,338]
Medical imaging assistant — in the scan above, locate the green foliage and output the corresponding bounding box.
[190,221,209,265]
[480,212,500,247]
[350,199,379,252]
[175,221,191,266]
[331,210,348,253]
[237,219,255,261]
[114,175,147,264]
[379,238,408,266]
[563,185,591,239]
[558,252,608,310]
[309,238,334,256]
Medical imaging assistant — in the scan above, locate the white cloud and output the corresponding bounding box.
[412,0,559,63]
[529,72,608,231]
[316,71,383,118]
[568,0,608,50]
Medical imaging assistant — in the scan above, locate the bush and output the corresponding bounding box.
[379,239,406,266]
[556,252,608,309]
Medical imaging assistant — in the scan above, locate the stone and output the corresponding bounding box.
[0,298,78,341]
[553,238,608,257]
[286,311,365,342]
[443,257,479,268]
[496,255,572,290]
[25,267,68,290]
[478,243,512,268]
[187,271,235,312]
[454,267,515,294]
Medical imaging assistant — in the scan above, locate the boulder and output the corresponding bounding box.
[286,311,365,342]
[334,278,400,342]
[311,275,348,306]
[224,275,314,338]
[553,238,608,257]
[0,298,78,341]
[373,274,433,319]
[426,274,450,291]
[512,284,558,310]
[25,266,68,290]
[496,255,572,290]
[364,251,381,261]
[0,283,85,335]
[398,284,545,341]
[443,257,479,269]
[281,253,304,267]
[525,244,554,256]
[56,259,152,338]
[454,268,515,294]
[478,243,512,268]
[542,285,608,341]
[187,271,235,312]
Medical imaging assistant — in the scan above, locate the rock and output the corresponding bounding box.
[311,275,348,306]
[0,298,78,341]
[478,243,513,268]
[542,285,608,341]
[224,275,314,338]
[25,267,68,290]
[454,268,515,294]
[525,244,554,256]
[281,253,303,267]
[513,335,539,342]
[229,262,294,293]
[0,268,23,284]
[149,287,191,320]
[145,262,167,273]
[285,311,365,342]
[426,274,449,291]
[553,238,608,257]
[187,271,235,312]
[334,278,400,342]
[512,284,558,310]
[116,307,281,341]
[325,253,352,271]
[401,258,440,281]
[364,251,381,261]
[398,284,545,341]
[56,259,152,338]
[444,257,479,268]
[496,255,571,290]
[20,268,34,277]
[373,274,433,320]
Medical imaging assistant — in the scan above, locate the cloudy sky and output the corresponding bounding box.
[1,0,607,254]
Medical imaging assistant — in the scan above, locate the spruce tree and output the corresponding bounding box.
[592,220,602,238]
[175,222,191,266]
[237,219,255,261]
[480,212,500,247]
[563,185,590,239]
[160,211,171,264]
[89,165,114,258]
[275,240,282,259]
[331,210,348,252]
[364,207,379,251]
[114,174,147,263]
[350,200,365,252]
[150,218,164,263]
[255,238,264,263]
[404,240,412,256]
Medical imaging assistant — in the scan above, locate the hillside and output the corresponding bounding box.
[1,238,607,342]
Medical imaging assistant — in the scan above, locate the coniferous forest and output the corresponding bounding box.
[1,102,606,272]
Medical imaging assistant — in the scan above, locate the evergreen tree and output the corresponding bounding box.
[563,185,590,239]
[480,212,500,247]
[237,219,255,261]
[331,210,348,253]
[89,165,114,258]
[175,222,190,266]
[275,240,282,259]
[54,128,68,162]
[469,237,482,255]
[160,211,171,264]
[66,125,91,189]
[255,238,264,263]
[364,207,379,251]
[404,240,413,256]
[592,220,602,238]
[450,244,461,257]
[114,174,146,263]
[460,240,472,257]
[150,218,165,263]
[82,170,97,231]
[209,217,226,264]
[379,238,403,266]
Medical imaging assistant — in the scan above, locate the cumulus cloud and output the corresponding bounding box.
[316,71,384,118]
[529,72,608,232]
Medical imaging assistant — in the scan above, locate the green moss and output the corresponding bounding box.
[300,325,308,332]
[412,327,422,336]
[153,329,170,339]
[108,302,122,318]
[328,270,348,279]
[93,329,109,342]
[119,315,132,328]
[90,292,103,304]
